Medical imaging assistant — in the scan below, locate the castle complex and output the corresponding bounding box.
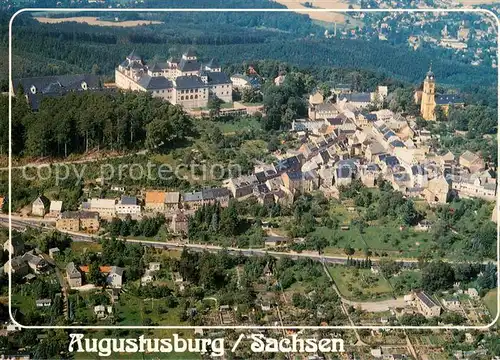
[415,67,464,120]
[115,50,233,109]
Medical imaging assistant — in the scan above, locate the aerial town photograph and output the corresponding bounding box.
[0,0,499,359]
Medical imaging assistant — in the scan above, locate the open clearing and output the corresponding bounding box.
[35,16,163,27]
[328,266,394,301]
[273,0,357,24]
[483,288,499,325]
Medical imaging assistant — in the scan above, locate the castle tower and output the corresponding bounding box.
[420,65,436,121]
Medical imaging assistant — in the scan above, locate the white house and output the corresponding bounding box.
[83,198,117,219]
[36,298,52,308]
[94,305,113,319]
[106,266,124,288]
[115,196,141,216]
[32,196,49,217]
[141,270,154,285]
[48,200,63,217]
[230,74,251,89]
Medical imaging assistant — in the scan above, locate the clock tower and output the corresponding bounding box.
[420,65,436,121]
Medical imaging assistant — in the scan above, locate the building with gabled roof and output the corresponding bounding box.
[47,200,63,218]
[82,198,116,219]
[171,211,189,234]
[459,150,485,173]
[164,191,180,211]
[225,174,259,198]
[145,191,166,213]
[31,195,50,217]
[115,50,232,109]
[12,74,104,110]
[57,211,100,233]
[415,291,441,317]
[115,196,141,216]
[66,262,82,288]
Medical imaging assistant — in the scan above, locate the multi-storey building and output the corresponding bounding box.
[415,291,441,318]
[115,50,232,109]
[56,211,100,233]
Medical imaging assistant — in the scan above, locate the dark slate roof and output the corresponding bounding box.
[67,262,81,278]
[416,291,440,308]
[137,75,173,90]
[254,183,270,194]
[148,62,167,72]
[184,49,197,57]
[364,113,377,121]
[205,71,231,85]
[435,94,463,105]
[14,74,104,111]
[179,58,201,72]
[336,166,352,179]
[411,165,427,176]
[326,117,344,126]
[15,74,101,96]
[383,130,397,140]
[384,156,400,167]
[61,211,99,219]
[120,196,137,205]
[286,171,304,181]
[264,169,277,178]
[318,150,330,163]
[127,50,141,61]
[338,92,371,103]
[274,156,301,173]
[175,75,206,89]
[377,124,390,133]
[390,140,405,148]
[201,187,231,200]
[249,77,261,88]
[393,172,410,182]
[204,58,220,69]
[255,171,267,183]
[337,159,358,170]
[130,61,144,69]
[183,191,203,202]
[366,163,381,172]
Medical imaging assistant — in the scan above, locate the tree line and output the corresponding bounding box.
[1,91,194,158]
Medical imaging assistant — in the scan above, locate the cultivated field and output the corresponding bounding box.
[35,16,163,27]
[273,0,358,24]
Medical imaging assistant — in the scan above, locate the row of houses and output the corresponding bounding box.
[33,186,232,221]
[287,93,496,205]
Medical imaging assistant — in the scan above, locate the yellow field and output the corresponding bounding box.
[35,16,163,27]
[273,0,358,24]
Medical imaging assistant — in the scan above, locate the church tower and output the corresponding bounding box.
[420,65,436,121]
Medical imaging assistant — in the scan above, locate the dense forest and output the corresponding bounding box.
[1,2,496,90]
[1,90,194,157]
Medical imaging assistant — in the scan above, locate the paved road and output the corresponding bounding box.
[0,215,491,267]
[1,216,417,266]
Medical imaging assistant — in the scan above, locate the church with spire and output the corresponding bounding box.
[414,65,464,121]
